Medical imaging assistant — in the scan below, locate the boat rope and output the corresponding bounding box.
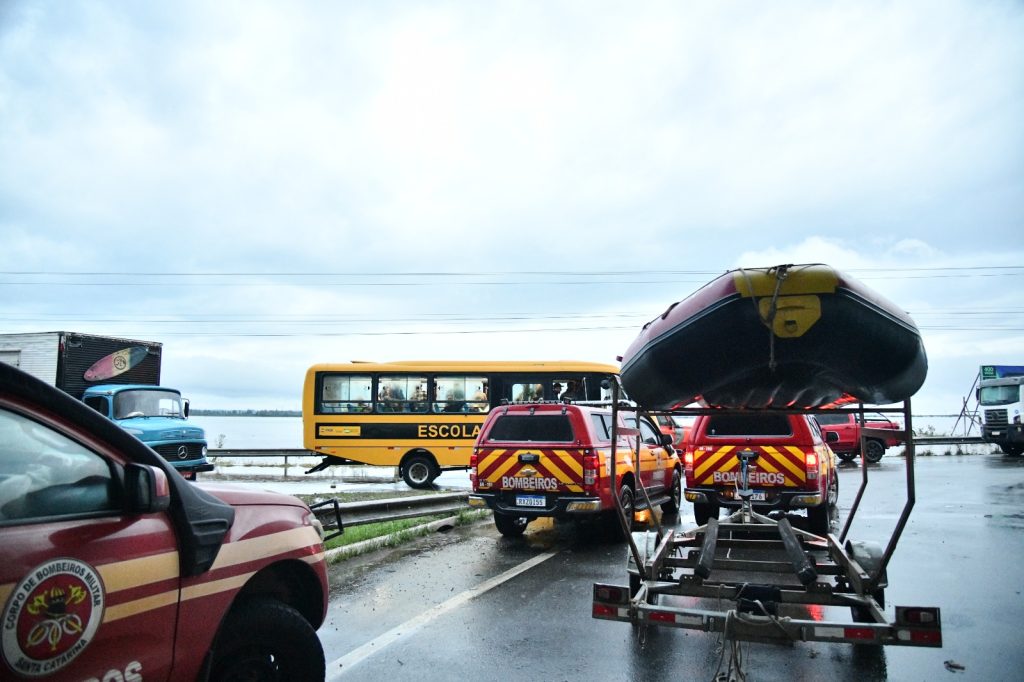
[740,264,791,372]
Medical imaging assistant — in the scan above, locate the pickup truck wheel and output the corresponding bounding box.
[826,471,839,508]
[210,597,325,682]
[836,451,857,463]
[661,470,682,514]
[807,495,832,536]
[865,439,885,463]
[603,484,635,539]
[401,454,437,489]
[693,501,718,527]
[494,513,529,537]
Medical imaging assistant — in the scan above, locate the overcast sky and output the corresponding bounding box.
[1,1,1022,424]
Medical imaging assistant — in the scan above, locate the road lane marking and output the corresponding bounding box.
[325,550,558,678]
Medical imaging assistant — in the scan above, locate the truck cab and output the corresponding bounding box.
[81,384,212,479]
[978,374,1024,456]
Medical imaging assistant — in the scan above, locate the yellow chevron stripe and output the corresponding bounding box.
[486,451,520,481]
[760,446,805,482]
[695,445,734,481]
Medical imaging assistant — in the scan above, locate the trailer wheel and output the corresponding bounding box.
[210,597,325,682]
[851,588,886,623]
[401,453,437,489]
[493,512,529,537]
[864,439,885,463]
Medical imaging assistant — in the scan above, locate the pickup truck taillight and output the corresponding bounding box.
[583,450,598,492]
[470,449,479,489]
[805,451,818,479]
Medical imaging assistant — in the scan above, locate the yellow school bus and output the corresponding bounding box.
[302,360,619,488]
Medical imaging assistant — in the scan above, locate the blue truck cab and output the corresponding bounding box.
[82,383,213,479]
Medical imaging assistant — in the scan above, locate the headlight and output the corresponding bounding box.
[305,512,325,541]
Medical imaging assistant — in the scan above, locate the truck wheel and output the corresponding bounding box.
[661,469,682,514]
[865,439,885,463]
[494,512,529,537]
[1000,444,1024,456]
[210,597,325,682]
[693,501,718,527]
[401,453,437,489]
[836,451,857,463]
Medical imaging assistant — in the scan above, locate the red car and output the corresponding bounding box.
[814,412,903,463]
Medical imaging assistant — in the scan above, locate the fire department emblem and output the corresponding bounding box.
[2,559,105,678]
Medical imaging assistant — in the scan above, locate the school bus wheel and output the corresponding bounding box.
[401,451,438,489]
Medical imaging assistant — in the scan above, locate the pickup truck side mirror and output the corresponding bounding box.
[125,463,172,514]
[183,399,190,418]
[660,433,674,447]
[825,431,840,443]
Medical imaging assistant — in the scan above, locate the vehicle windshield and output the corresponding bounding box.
[979,385,1021,406]
[114,389,184,419]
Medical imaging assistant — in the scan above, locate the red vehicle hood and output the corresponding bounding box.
[196,482,309,509]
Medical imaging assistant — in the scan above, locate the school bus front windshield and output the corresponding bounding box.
[302,361,619,489]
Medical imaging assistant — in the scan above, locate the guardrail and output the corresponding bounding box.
[309,492,470,541]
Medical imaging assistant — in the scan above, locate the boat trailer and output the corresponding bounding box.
[592,389,942,649]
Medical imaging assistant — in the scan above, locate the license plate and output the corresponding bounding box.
[750,490,767,501]
[515,494,545,508]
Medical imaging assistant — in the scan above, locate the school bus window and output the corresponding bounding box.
[321,374,373,413]
[553,378,587,401]
[377,375,428,413]
[513,382,544,402]
[435,376,488,413]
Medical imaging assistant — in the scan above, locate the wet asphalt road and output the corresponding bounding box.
[316,454,1024,681]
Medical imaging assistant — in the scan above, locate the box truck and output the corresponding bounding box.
[0,332,212,478]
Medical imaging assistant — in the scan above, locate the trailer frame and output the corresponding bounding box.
[592,379,942,648]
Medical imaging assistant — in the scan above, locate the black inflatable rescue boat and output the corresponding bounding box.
[619,264,927,409]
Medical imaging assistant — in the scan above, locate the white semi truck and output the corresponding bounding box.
[978,364,1024,456]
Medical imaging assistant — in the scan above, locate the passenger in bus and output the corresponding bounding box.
[444,389,466,413]
[562,380,583,401]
